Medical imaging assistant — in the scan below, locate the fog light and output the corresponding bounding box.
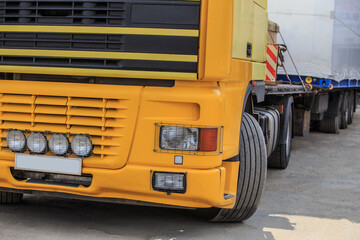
[152,172,186,193]
[27,132,47,153]
[49,133,69,155]
[6,130,26,152]
[71,134,92,157]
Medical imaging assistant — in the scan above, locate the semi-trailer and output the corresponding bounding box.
[268,0,360,136]
[0,0,358,223]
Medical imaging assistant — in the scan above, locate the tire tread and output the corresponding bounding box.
[200,113,267,222]
[320,116,340,134]
[268,108,292,169]
[0,191,23,204]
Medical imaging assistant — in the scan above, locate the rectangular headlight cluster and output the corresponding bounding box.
[152,172,186,194]
[160,126,218,152]
[160,126,199,151]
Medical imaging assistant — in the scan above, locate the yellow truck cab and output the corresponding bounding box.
[0,0,269,222]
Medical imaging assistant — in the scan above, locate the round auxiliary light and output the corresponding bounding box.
[71,135,93,157]
[27,132,47,153]
[49,133,69,155]
[6,130,26,152]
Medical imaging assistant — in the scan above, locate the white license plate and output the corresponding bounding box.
[15,153,82,176]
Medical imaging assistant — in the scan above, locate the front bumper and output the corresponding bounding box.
[0,160,234,209]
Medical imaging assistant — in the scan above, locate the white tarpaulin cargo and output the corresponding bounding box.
[269,0,360,81]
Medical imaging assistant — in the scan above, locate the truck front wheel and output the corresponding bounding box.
[197,113,267,222]
[348,91,355,125]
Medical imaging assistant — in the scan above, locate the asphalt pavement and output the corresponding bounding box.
[0,112,359,240]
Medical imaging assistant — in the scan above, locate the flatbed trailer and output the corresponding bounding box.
[0,0,358,223]
[262,79,359,169]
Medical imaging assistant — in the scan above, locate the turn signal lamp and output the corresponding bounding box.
[199,128,218,152]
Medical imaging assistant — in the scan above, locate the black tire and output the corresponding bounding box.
[0,191,23,204]
[320,116,340,134]
[348,91,355,125]
[268,107,292,169]
[197,113,267,222]
[339,92,349,129]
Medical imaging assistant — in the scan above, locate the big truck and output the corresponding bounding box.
[0,0,358,223]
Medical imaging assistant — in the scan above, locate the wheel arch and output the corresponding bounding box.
[237,81,266,155]
[220,81,266,207]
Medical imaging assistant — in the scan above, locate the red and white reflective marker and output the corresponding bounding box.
[266,45,279,83]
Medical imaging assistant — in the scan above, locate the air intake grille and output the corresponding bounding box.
[0,0,200,80]
[0,89,140,169]
[0,1,126,26]
[0,33,124,51]
[0,0,200,29]
[0,32,198,55]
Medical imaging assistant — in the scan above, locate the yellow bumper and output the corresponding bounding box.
[0,161,234,209]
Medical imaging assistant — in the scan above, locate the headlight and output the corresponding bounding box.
[27,132,47,153]
[6,130,26,152]
[49,134,69,155]
[71,135,93,157]
[160,126,199,151]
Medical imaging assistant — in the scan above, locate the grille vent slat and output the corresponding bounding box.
[0,103,33,113]
[0,93,128,162]
[0,1,126,26]
[0,32,124,52]
[35,96,68,105]
[0,0,200,29]
[35,105,68,115]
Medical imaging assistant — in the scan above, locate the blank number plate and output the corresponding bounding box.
[15,153,82,176]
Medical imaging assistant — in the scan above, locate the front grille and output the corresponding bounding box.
[0,32,124,51]
[0,0,200,29]
[0,56,197,72]
[0,91,136,168]
[0,1,126,26]
[0,0,200,80]
[0,32,199,55]
[0,32,199,72]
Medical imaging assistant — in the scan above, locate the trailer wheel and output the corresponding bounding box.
[340,92,349,129]
[268,107,293,169]
[348,91,355,125]
[196,113,267,222]
[355,91,358,112]
[320,116,340,134]
[0,191,23,204]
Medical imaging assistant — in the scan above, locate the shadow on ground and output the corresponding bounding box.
[0,195,289,240]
